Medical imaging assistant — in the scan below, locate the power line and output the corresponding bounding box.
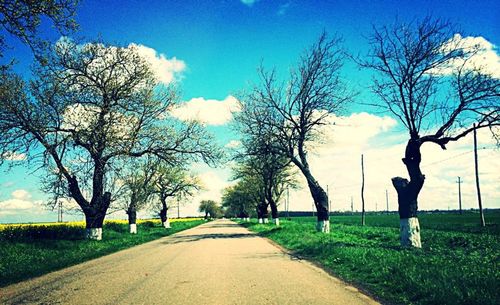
[422,146,494,167]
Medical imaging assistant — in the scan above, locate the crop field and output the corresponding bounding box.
[0,218,205,287]
[241,212,500,305]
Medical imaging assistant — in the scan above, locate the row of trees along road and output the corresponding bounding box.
[198,200,222,219]
[231,104,297,225]
[0,1,220,240]
[236,32,352,233]
[237,18,499,247]
[118,158,201,234]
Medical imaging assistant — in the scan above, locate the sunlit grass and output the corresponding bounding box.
[240,212,500,305]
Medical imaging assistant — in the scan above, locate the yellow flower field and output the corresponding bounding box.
[0,218,204,231]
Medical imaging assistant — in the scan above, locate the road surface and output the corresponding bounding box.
[1,219,380,305]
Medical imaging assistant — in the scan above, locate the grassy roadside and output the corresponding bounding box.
[0,219,205,287]
[240,213,499,305]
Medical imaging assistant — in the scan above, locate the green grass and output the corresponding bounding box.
[0,220,205,287]
[240,212,500,305]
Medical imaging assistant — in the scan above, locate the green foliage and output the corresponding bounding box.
[241,212,500,305]
[0,220,204,287]
[221,181,258,218]
[199,200,222,218]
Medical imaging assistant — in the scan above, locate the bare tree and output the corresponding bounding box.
[362,17,500,247]
[0,39,219,239]
[235,99,297,226]
[153,164,200,228]
[239,32,352,232]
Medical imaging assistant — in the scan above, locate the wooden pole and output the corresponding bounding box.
[385,189,389,214]
[327,184,330,216]
[361,154,365,226]
[457,176,462,215]
[473,124,485,227]
[286,187,290,219]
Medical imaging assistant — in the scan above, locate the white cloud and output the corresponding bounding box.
[61,103,139,139]
[130,44,186,85]
[170,95,241,125]
[1,151,26,161]
[0,190,40,216]
[431,34,500,78]
[55,38,185,86]
[241,0,259,7]
[282,113,500,214]
[12,189,30,200]
[225,140,242,148]
[314,112,397,151]
[171,163,235,217]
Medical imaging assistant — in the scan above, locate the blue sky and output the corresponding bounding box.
[1,0,499,222]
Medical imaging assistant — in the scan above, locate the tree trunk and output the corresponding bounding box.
[305,172,329,233]
[83,193,111,241]
[257,200,269,224]
[159,199,170,228]
[392,139,424,248]
[127,207,137,234]
[292,157,330,232]
[269,197,279,226]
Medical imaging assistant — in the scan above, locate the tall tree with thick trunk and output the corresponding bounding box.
[362,17,500,247]
[0,39,219,239]
[239,32,352,232]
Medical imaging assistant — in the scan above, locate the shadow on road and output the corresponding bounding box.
[161,232,255,244]
[202,222,242,228]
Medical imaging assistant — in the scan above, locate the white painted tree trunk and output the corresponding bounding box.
[272,218,280,226]
[400,217,421,248]
[263,218,269,224]
[129,224,137,234]
[162,219,171,228]
[245,217,250,222]
[316,220,330,233]
[86,228,102,240]
[258,218,263,224]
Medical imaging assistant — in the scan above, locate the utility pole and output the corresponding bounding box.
[327,184,330,216]
[177,201,180,219]
[57,201,63,222]
[286,187,290,219]
[361,154,365,226]
[385,189,389,214]
[473,124,485,227]
[457,177,462,215]
[351,196,353,214]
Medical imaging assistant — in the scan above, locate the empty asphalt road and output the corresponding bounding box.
[0,219,380,305]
